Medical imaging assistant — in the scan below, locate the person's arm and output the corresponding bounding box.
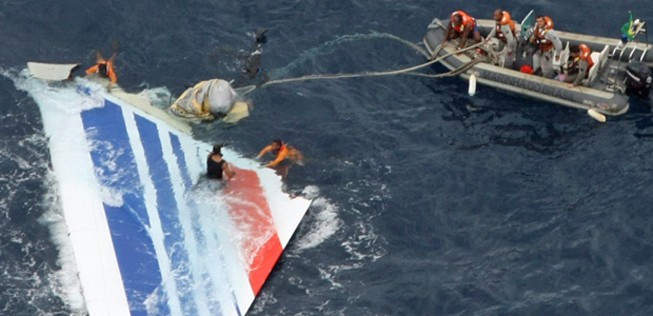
[85,64,99,75]
[485,27,496,41]
[256,145,273,159]
[502,25,516,52]
[107,62,117,84]
[109,72,117,84]
[529,27,537,44]
[265,147,288,167]
[445,23,453,41]
[571,60,588,87]
[459,27,471,49]
[547,30,563,59]
[223,162,236,179]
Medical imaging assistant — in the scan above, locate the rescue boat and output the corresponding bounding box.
[423,11,653,118]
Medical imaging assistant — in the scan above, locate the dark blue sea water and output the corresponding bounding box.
[2,1,653,315]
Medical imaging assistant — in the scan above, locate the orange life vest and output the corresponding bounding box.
[86,59,117,84]
[450,10,476,33]
[495,11,516,42]
[534,16,555,52]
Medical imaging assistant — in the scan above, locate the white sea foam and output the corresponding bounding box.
[295,197,342,250]
[11,71,105,114]
[37,171,87,315]
[139,86,173,109]
[4,70,88,314]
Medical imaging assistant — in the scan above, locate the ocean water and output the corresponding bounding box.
[2,1,653,315]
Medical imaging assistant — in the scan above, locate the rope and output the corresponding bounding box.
[271,31,431,78]
[415,57,487,78]
[241,41,484,93]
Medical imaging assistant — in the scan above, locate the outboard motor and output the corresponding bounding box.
[625,62,652,98]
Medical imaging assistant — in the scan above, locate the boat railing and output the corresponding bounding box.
[610,21,647,62]
[605,20,648,92]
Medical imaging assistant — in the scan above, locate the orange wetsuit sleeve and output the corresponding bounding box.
[266,146,288,167]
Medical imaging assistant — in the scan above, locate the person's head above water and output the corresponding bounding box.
[97,63,108,77]
[212,144,224,156]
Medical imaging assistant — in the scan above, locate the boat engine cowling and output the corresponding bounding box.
[625,62,652,99]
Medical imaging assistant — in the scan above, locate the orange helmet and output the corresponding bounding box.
[579,44,592,60]
[543,16,554,30]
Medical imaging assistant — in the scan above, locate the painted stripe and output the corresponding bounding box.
[223,167,283,295]
[122,106,183,316]
[40,99,129,316]
[178,142,251,315]
[134,114,199,316]
[169,135,233,316]
[159,130,213,316]
[80,100,167,315]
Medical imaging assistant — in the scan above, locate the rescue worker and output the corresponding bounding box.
[529,16,563,79]
[206,144,236,180]
[85,51,117,85]
[484,9,517,68]
[444,10,482,51]
[256,139,303,168]
[565,44,594,88]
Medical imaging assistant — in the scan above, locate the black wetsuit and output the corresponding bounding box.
[206,156,225,180]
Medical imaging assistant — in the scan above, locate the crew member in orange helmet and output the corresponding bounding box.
[485,9,517,68]
[86,51,117,84]
[565,44,595,88]
[529,16,562,78]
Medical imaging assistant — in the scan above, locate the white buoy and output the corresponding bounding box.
[587,108,606,123]
[468,74,477,96]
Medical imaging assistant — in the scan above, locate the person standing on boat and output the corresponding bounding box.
[529,16,562,79]
[207,144,236,180]
[445,10,482,51]
[85,51,117,85]
[484,9,517,68]
[564,44,594,88]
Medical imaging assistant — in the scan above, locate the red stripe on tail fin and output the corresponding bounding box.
[224,167,283,295]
